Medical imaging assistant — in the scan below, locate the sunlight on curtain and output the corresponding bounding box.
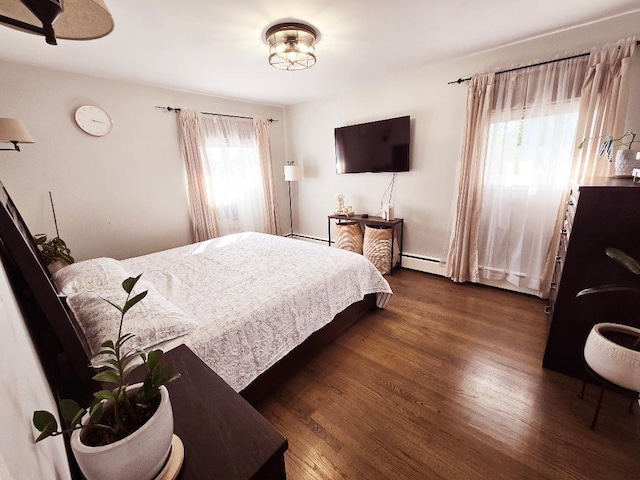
[200,116,267,235]
[477,58,587,293]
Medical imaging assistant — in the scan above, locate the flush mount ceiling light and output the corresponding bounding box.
[265,22,317,71]
[0,0,114,45]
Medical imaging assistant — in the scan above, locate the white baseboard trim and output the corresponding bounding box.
[401,254,446,276]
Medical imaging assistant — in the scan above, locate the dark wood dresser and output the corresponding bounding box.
[543,177,640,379]
[128,345,288,479]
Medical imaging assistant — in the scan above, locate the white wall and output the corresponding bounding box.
[0,261,71,479]
[0,62,287,262]
[284,11,640,278]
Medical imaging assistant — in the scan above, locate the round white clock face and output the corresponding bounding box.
[74,105,113,137]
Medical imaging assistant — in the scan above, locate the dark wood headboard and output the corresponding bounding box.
[0,181,94,394]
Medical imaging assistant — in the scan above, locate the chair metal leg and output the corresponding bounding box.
[579,380,587,399]
[590,385,605,430]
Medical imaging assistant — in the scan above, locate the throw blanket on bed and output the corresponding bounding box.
[55,232,392,391]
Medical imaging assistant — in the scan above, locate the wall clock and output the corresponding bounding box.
[74,105,113,137]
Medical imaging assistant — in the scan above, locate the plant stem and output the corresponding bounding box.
[49,191,60,238]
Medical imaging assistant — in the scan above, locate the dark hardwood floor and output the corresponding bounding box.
[256,268,640,479]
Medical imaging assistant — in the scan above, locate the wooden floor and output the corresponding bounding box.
[256,269,640,480]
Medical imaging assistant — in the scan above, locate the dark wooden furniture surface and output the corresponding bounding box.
[327,214,404,272]
[543,177,640,379]
[129,345,288,480]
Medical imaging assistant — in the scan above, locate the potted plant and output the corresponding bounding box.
[32,274,180,480]
[34,233,74,272]
[576,248,640,393]
[579,131,640,177]
[34,191,74,273]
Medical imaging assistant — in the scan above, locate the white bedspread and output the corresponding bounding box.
[117,232,392,391]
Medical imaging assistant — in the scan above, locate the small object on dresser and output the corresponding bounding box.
[335,193,345,215]
[361,213,369,218]
[632,168,640,183]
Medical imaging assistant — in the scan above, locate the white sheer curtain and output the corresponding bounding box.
[199,115,268,235]
[178,110,221,241]
[478,58,587,293]
[448,57,588,295]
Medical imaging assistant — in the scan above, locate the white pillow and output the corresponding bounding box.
[66,285,198,357]
[53,257,131,295]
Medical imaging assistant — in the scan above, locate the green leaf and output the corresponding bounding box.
[606,248,640,276]
[122,290,148,315]
[59,399,82,423]
[122,274,143,294]
[576,285,640,297]
[92,358,120,371]
[93,390,115,402]
[89,403,103,424]
[147,349,163,372]
[100,296,124,313]
[92,370,120,385]
[33,410,57,436]
[116,333,136,348]
[100,340,115,350]
[152,362,180,387]
[577,138,585,149]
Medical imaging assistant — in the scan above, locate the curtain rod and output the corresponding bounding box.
[447,40,640,85]
[154,106,278,123]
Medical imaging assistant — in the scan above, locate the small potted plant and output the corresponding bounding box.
[579,131,640,177]
[34,233,74,272]
[34,191,74,273]
[576,248,640,393]
[32,274,180,480]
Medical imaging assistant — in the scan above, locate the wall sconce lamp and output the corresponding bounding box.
[0,118,35,152]
[284,162,303,236]
[0,0,114,45]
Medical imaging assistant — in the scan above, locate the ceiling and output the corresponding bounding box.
[0,0,639,107]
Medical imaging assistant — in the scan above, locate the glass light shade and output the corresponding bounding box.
[284,165,303,182]
[0,0,114,40]
[266,22,317,71]
[0,118,34,144]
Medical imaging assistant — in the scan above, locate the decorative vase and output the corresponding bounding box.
[70,384,174,480]
[584,323,640,392]
[613,149,640,177]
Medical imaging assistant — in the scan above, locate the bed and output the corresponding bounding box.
[0,180,392,403]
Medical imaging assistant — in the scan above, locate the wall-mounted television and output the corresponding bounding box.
[335,116,410,174]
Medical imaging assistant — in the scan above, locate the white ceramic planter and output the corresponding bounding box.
[614,149,640,177]
[584,323,640,391]
[71,384,174,480]
[47,260,69,275]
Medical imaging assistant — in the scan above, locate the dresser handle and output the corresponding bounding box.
[555,256,562,263]
[566,200,575,206]
[561,229,567,236]
[544,305,551,314]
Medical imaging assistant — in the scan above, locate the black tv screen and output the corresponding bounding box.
[335,116,410,174]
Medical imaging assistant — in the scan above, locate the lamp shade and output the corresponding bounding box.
[284,164,303,182]
[0,0,114,41]
[0,118,34,144]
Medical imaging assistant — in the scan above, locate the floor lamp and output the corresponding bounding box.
[284,163,303,236]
